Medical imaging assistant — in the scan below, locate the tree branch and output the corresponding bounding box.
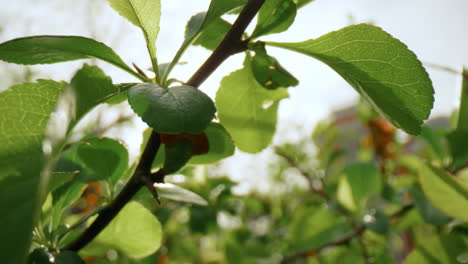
[62,0,265,252]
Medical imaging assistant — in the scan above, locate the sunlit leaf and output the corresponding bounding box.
[252,0,297,38]
[70,65,116,126]
[105,0,160,69]
[0,36,134,74]
[0,80,66,264]
[268,24,434,134]
[155,183,208,206]
[216,57,289,153]
[81,201,162,259]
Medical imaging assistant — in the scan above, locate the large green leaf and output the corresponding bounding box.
[0,80,67,264]
[447,69,468,170]
[105,0,160,72]
[267,24,434,135]
[64,137,129,185]
[251,0,297,39]
[81,201,162,259]
[189,123,235,164]
[216,58,289,153]
[0,36,135,76]
[336,163,382,212]
[128,83,216,134]
[69,65,116,127]
[418,162,468,221]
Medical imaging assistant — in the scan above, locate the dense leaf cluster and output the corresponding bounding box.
[0,0,465,263]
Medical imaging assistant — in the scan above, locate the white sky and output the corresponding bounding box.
[1,0,467,192]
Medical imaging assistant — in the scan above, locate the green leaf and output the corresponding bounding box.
[128,83,216,134]
[417,162,468,221]
[55,251,85,264]
[447,69,468,170]
[0,80,67,264]
[105,0,161,74]
[267,24,434,135]
[162,141,193,174]
[0,36,136,77]
[294,0,315,9]
[81,201,162,259]
[70,65,116,126]
[250,43,298,89]
[288,206,351,252]
[105,83,137,105]
[216,57,289,153]
[251,0,297,39]
[204,0,246,29]
[48,171,79,192]
[193,17,232,50]
[189,123,235,164]
[163,0,244,81]
[155,183,208,205]
[363,209,390,234]
[455,69,468,131]
[51,181,86,230]
[336,163,382,212]
[420,126,447,162]
[404,235,467,264]
[409,184,451,225]
[64,137,129,185]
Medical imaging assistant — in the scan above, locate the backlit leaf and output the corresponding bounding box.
[81,201,162,259]
[267,24,434,134]
[70,65,116,126]
[155,183,208,206]
[105,0,160,68]
[252,0,297,38]
[216,57,289,153]
[0,80,67,264]
[0,36,133,75]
